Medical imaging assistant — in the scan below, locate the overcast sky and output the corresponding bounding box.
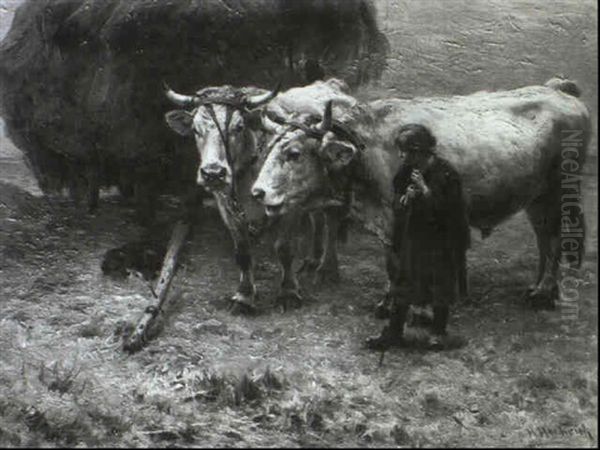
[0,0,22,41]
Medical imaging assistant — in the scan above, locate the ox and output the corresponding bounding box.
[164,79,357,312]
[251,78,591,312]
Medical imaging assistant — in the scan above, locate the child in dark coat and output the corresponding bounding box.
[367,124,470,350]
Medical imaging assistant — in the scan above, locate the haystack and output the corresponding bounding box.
[0,0,388,213]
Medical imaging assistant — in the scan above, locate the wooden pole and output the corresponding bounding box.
[122,220,191,353]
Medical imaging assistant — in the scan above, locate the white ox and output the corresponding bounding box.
[251,78,591,308]
[164,79,357,312]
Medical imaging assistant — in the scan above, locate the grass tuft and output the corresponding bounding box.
[520,373,558,391]
[391,423,412,445]
[38,362,81,396]
[184,366,286,408]
[78,320,104,338]
[235,373,263,405]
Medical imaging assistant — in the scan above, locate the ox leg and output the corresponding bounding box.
[525,196,560,309]
[275,227,303,312]
[231,240,257,313]
[67,160,85,205]
[297,212,325,275]
[532,226,549,289]
[67,159,99,213]
[213,193,257,314]
[313,210,341,285]
[572,209,586,269]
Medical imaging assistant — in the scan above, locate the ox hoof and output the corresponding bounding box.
[426,334,446,351]
[276,289,303,313]
[425,332,465,351]
[312,266,341,286]
[228,292,258,316]
[524,286,558,311]
[228,300,257,316]
[408,306,434,328]
[426,337,444,351]
[365,329,405,351]
[297,258,319,275]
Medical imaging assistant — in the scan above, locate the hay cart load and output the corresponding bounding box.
[0,0,388,215]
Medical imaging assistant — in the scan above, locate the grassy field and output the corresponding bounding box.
[0,0,597,447]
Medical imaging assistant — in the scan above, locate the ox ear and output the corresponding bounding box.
[319,132,357,170]
[165,110,193,136]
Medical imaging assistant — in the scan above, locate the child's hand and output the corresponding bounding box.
[398,185,418,207]
[410,170,426,190]
[406,184,419,200]
[410,170,430,197]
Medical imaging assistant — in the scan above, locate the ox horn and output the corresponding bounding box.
[245,81,282,109]
[261,112,283,133]
[319,100,333,132]
[164,81,199,108]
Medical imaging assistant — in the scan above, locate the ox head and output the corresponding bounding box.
[164,83,279,191]
[251,101,360,217]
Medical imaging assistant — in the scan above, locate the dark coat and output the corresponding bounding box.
[391,156,470,306]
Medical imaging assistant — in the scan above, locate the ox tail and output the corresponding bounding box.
[531,78,591,272]
[557,126,590,270]
[545,77,581,97]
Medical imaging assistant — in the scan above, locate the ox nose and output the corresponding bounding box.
[251,187,265,201]
[200,165,227,182]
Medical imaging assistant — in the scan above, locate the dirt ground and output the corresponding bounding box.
[0,0,598,447]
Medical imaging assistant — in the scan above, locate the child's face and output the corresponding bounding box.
[400,148,430,169]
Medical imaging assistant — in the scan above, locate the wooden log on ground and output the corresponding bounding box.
[122,221,191,353]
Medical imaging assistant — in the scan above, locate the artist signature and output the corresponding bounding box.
[527,423,594,441]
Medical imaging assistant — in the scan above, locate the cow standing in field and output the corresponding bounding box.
[251,77,590,340]
[164,79,357,313]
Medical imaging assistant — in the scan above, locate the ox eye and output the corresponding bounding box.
[286,148,301,162]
